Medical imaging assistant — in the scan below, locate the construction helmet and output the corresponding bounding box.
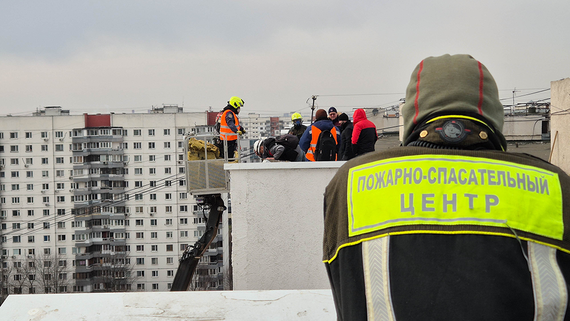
[253,139,264,156]
[291,113,302,121]
[229,96,245,109]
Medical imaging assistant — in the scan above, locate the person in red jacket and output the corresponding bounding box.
[351,108,377,157]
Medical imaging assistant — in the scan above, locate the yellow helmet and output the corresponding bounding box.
[229,96,245,109]
[291,113,302,121]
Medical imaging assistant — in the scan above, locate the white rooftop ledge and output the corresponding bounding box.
[226,160,343,291]
[0,290,336,320]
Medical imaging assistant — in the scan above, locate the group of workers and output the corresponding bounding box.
[249,107,378,162]
[215,53,570,321]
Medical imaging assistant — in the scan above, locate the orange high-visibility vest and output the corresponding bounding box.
[220,110,239,141]
[306,126,338,161]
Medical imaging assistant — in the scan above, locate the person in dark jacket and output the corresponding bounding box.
[254,135,305,162]
[288,112,307,140]
[324,54,570,320]
[299,109,341,161]
[337,113,355,160]
[351,108,377,157]
[219,96,246,159]
[328,107,341,127]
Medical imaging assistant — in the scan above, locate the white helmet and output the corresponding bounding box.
[253,139,263,156]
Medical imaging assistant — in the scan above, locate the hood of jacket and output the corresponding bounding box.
[353,109,368,124]
[401,54,504,143]
[223,104,239,114]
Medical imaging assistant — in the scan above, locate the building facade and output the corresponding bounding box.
[0,106,224,301]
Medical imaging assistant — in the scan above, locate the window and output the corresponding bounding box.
[10,145,18,152]
[136,232,144,239]
[58,248,66,254]
[180,231,188,237]
[149,206,156,214]
[165,219,172,225]
[58,235,66,241]
[56,170,64,177]
[180,218,188,225]
[136,245,144,251]
[165,206,172,213]
[11,171,19,178]
[43,209,50,216]
[41,145,48,151]
[167,257,174,264]
[149,155,155,162]
[55,131,63,138]
[57,222,65,228]
[135,193,143,200]
[164,167,171,174]
[135,181,143,188]
[135,219,143,226]
[26,171,33,178]
[135,206,143,213]
[164,142,171,148]
[148,142,155,149]
[150,194,156,200]
[150,181,156,187]
[42,183,49,190]
[134,142,142,149]
[134,155,142,162]
[42,171,49,177]
[163,129,170,135]
[166,232,173,238]
[25,132,32,138]
[43,222,50,229]
[148,129,155,136]
[180,205,188,212]
[13,236,21,243]
[12,197,20,204]
[137,271,145,277]
[56,157,64,163]
[43,197,49,203]
[150,219,157,226]
[27,210,34,216]
[134,168,142,175]
[164,154,171,161]
[10,158,19,165]
[25,145,32,152]
[167,270,174,277]
[55,144,64,152]
[12,223,21,229]
[28,223,34,229]
[151,258,158,264]
[178,128,185,135]
[179,193,187,200]
[27,196,33,203]
[134,129,141,136]
[25,158,33,165]
[137,284,145,290]
[149,168,156,175]
[10,132,18,139]
[151,245,158,252]
[57,196,65,203]
[166,244,173,251]
[11,184,19,191]
[150,232,158,239]
[42,157,49,164]
[56,183,64,190]
[58,209,65,216]
[27,184,33,191]
[28,236,35,243]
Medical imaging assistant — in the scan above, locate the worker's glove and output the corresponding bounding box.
[237,130,244,135]
[240,127,246,134]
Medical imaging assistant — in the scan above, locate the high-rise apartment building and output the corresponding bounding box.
[0,106,224,299]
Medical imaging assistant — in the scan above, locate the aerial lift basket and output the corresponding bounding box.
[184,133,238,195]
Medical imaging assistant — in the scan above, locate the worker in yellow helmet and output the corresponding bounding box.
[219,96,246,159]
[287,112,307,140]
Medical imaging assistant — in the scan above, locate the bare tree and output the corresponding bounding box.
[0,261,13,305]
[35,252,70,294]
[96,248,137,292]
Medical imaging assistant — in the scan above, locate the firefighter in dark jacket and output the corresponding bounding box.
[288,113,307,140]
[219,96,246,159]
[337,113,355,160]
[323,54,570,320]
[351,108,377,157]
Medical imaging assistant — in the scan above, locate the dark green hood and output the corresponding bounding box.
[401,54,504,143]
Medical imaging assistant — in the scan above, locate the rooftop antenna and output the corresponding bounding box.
[512,88,519,115]
[310,95,317,124]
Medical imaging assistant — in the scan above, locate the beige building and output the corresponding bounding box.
[0,106,225,301]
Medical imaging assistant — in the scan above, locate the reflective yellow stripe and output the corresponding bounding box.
[347,155,563,240]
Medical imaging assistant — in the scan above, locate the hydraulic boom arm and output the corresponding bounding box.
[170,194,226,291]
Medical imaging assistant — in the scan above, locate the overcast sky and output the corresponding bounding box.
[0,0,567,118]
